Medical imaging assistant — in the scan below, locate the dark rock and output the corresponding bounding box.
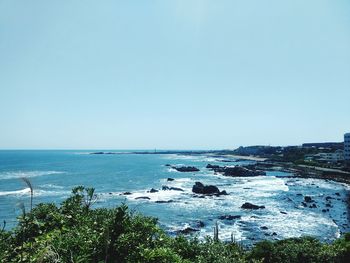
[170,187,184,191]
[192,182,215,194]
[162,186,184,191]
[192,182,226,195]
[218,215,241,220]
[206,164,266,177]
[109,192,113,195]
[304,196,314,203]
[196,221,205,228]
[177,227,199,235]
[135,196,150,200]
[280,211,287,215]
[220,190,229,195]
[302,202,307,207]
[241,202,265,210]
[261,226,268,230]
[325,196,334,201]
[223,166,266,177]
[206,164,221,169]
[149,188,158,193]
[165,164,171,167]
[123,192,132,195]
[167,178,175,181]
[326,203,333,208]
[335,192,340,196]
[322,209,327,212]
[172,166,199,172]
[272,232,277,236]
[155,200,173,203]
[309,204,317,208]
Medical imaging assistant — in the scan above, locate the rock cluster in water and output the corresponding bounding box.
[206,164,266,177]
[218,215,241,220]
[241,202,265,209]
[192,182,228,196]
[171,166,200,172]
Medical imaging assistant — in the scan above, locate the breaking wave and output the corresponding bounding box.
[0,171,64,180]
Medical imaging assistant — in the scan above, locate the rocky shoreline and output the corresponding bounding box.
[96,150,350,239]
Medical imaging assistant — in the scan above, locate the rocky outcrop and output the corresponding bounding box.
[167,178,175,181]
[155,200,173,203]
[192,182,228,196]
[218,215,241,220]
[241,202,265,209]
[135,196,151,200]
[223,166,266,177]
[196,221,205,228]
[206,164,265,177]
[172,166,200,172]
[149,188,158,193]
[206,164,221,169]
[176,227,200,235]
[280,211,287,215]
[304,196,314,203]
[162,186,184,191]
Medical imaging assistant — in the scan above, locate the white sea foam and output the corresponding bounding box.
[0,188,68,197]
[41,184,64,189]
[131,189,188,202]
[34,189,70,197]
[0,188,31,196]
[0,171,64,180]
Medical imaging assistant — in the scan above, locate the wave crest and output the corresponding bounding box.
[0,171,64,180]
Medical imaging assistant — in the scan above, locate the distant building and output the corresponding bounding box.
[309,150,344,163]
[345,133,350,162]
[302,142,343,150]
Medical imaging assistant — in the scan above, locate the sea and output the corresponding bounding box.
[0,150,349,245]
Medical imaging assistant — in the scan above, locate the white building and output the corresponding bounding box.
[345,133,350,162]
[311,150,344,163]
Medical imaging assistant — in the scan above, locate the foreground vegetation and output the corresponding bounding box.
[1,187,350,262]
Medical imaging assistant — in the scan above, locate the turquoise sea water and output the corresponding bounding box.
[0,150,349,245]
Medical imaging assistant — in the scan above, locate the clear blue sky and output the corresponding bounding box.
[1,0,350,150]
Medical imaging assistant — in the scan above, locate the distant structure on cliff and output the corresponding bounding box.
[302,142,343,150]
[345,133,350,163]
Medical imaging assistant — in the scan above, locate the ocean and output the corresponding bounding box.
[0,150,349,245]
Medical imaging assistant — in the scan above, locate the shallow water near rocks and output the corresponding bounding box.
[0,150,349,245]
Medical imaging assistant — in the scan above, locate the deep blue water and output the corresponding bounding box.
[0,150,349,245]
